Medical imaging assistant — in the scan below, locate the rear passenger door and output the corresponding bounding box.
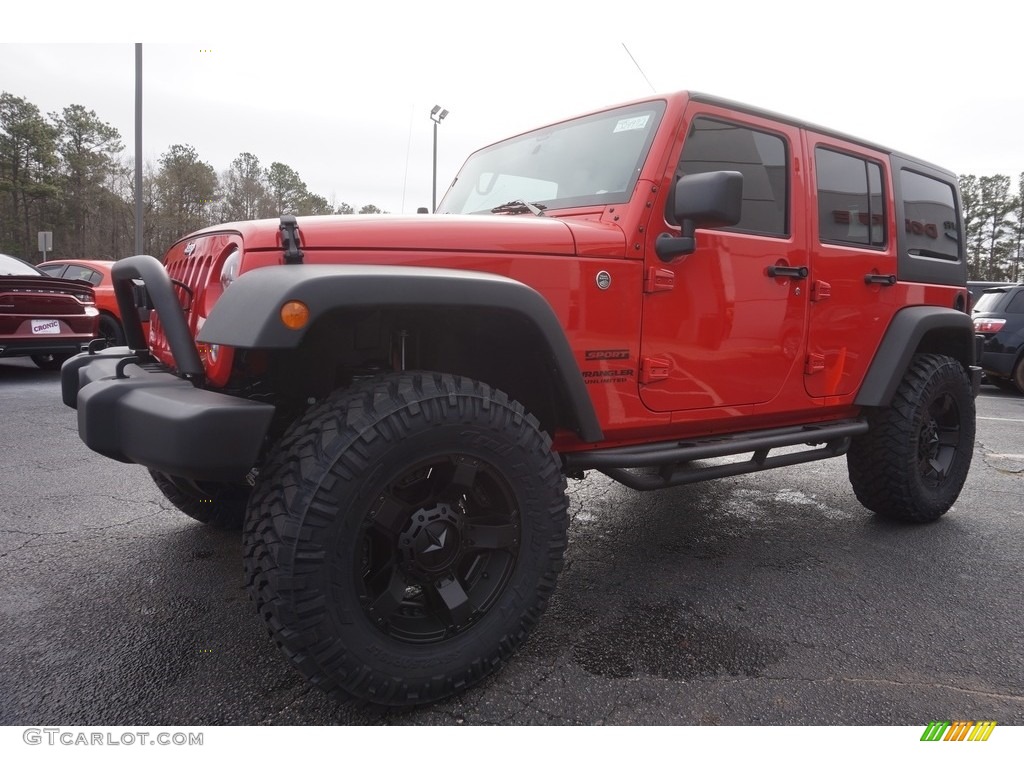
[804,135,896,398]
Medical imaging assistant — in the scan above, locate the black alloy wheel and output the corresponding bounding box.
[358,453,521,643]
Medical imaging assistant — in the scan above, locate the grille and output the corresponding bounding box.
[149,252,216,363]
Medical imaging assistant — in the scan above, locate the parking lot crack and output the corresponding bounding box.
[0,531,43,557]
[0,512,163,554]
[491,662,561,725]
[754,674,1024,702]
[976,442,1024,475]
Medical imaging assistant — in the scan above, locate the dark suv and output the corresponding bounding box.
[972,283,1024,392]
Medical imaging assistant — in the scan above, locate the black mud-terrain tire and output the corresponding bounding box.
[149,470,250,529]
[847,353,975,522]
[98,314,126,347]
[243,372,568,707]
[31,353,72,371]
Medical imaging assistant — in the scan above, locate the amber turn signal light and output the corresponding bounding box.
[280,300,310,330]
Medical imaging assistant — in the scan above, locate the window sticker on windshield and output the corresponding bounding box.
[613,115,650,133]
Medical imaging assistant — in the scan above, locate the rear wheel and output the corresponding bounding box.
[244,372,568,706]
[149,470,249,529]
[98,314,126,347]
[1012,357,1024,394]
[847,353,975,522]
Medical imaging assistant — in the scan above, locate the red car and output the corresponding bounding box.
[0,253,99,370]
[36,258,132,346]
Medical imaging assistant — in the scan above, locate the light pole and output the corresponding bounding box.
[134,43,143,256]
[430,105,449,212]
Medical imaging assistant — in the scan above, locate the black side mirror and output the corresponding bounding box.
[656,171,743,262]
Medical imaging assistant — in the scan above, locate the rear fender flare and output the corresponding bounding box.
[855,306,976,406]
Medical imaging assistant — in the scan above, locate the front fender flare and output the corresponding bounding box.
[198,264,603,442]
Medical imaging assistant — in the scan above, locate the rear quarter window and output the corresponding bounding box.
[900,170,960,261]
[891,159,966,287]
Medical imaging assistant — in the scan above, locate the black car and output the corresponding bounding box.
[972,283,1024,392]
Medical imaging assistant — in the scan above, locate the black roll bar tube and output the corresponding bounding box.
[111,255,205,381]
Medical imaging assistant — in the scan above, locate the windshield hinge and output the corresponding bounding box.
[279,215,304,264]
[644,267,675,294]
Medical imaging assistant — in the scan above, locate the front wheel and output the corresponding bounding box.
[847,353,975,522]
[244,372,568,706]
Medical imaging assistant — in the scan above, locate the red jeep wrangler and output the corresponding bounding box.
[62,92,980,706]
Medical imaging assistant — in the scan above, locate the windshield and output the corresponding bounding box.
[438,100,666,215]
[0,254,43,276]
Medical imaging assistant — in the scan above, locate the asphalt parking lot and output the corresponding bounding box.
[1,357,1021,726]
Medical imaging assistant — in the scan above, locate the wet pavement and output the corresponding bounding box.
[1,357,1022,725]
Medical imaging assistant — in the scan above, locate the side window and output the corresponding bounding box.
[900,170,960,261]
[816,148,886,248]
[677,117,788,237]
[37,264,67,277]
[63,265,100,284]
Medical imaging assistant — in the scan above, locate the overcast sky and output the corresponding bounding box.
[3,1,1022,216]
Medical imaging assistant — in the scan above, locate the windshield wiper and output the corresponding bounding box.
[490,200,547,216]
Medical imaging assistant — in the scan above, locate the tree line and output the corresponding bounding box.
[2,91,1023,280]
[0,92,387,263]
[960,174,1024,282]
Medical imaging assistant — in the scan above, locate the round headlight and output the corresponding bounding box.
[220,248,241,290]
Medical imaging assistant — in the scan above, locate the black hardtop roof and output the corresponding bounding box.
[686,92,958,179]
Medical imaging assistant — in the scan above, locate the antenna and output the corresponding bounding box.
[401,103,415,214]
[622,43,657,93]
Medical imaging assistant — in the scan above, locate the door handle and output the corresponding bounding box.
[766,265,808,279]
[864,273,896,286]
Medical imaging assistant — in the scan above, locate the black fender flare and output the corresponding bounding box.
[855,306,976,406]
[198,264,603,442]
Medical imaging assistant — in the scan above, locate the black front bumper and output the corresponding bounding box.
[61,256,275,482]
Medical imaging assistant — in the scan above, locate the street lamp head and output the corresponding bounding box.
[430,105,449,124]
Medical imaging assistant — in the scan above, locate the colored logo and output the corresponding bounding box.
[920,721,997,742]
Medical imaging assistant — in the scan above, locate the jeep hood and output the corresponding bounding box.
[192,214,627,259]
